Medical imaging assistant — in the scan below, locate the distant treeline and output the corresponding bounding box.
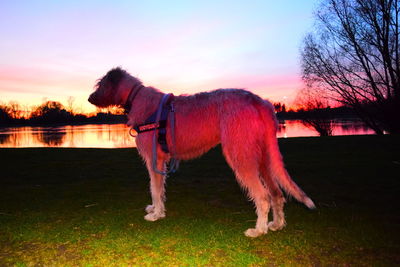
[0,100,127,127]
[276,105,357,121]
[0,99,358,127]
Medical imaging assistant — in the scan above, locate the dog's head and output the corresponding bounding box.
[88,67,137,108]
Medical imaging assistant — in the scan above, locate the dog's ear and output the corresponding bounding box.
[105,67,125,87]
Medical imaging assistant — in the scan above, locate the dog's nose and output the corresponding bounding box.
[88,94,95,104]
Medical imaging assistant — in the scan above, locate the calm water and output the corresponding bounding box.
[0,120,374,148]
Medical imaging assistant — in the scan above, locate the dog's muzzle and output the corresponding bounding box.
[88,93,96,104]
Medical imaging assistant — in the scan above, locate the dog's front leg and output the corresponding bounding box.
[144,159,167,221]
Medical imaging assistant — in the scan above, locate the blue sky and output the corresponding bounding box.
[0,0,317,112]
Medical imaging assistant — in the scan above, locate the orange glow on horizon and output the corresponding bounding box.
[1,68,301,114]
[1,1,316,117]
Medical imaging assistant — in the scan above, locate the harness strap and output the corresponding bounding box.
[134,94,174,153]
[132,93,179,175]
[168,102,180,173]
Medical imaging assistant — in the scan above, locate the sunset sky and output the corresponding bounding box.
[0,0,317,113]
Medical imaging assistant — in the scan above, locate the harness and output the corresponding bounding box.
[124,86,179,175]
[134,94,174,154]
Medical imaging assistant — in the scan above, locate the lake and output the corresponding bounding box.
[0,120,374,148]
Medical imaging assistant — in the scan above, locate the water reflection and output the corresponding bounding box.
[334,120,373,135]
[0,120,374,148]
[0,133,10,144]
[34,129,66,147]
[0,124,135,148]
[277,119,374,138]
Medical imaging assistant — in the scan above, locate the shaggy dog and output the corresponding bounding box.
[88,67,315,237]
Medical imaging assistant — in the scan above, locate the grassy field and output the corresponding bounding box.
[0,135,399,266]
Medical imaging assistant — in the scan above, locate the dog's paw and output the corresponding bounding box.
[145,205,155,214]
[267,221,286,231]
[144,212,165,222]
[244,228,267,238]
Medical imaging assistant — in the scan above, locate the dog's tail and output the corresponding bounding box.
[259,102,315,209]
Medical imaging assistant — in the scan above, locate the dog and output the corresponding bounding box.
[88,67,315,237]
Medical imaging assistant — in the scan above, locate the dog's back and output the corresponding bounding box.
[171,89,276,160]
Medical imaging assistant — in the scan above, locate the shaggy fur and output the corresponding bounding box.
[89,67,315,237]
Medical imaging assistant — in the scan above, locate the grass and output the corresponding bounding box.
[0,135,399,266]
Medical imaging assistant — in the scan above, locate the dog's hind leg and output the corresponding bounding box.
[221,144,270,238]
[268,195,286,231]
[246,191,270,238]
[259,159,286,231]
[144,159,167,222]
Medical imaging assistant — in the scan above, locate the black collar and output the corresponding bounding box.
[124,83,144,113]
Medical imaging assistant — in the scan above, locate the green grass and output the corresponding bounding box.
[0,135,399,266]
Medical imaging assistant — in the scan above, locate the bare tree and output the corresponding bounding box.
[96,106,125,115]
[301,0,400,134]
[21,104,31,119]
[8,101,21,119]
[66,96,76,115]
[295,87,333,136]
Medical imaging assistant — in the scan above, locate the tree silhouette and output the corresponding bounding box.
[295,87,333,136]
[66,96,76,116]
[273,102,287,113]
[30,101,70,124]
[301,0,400,134]
[0,105,12,125]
